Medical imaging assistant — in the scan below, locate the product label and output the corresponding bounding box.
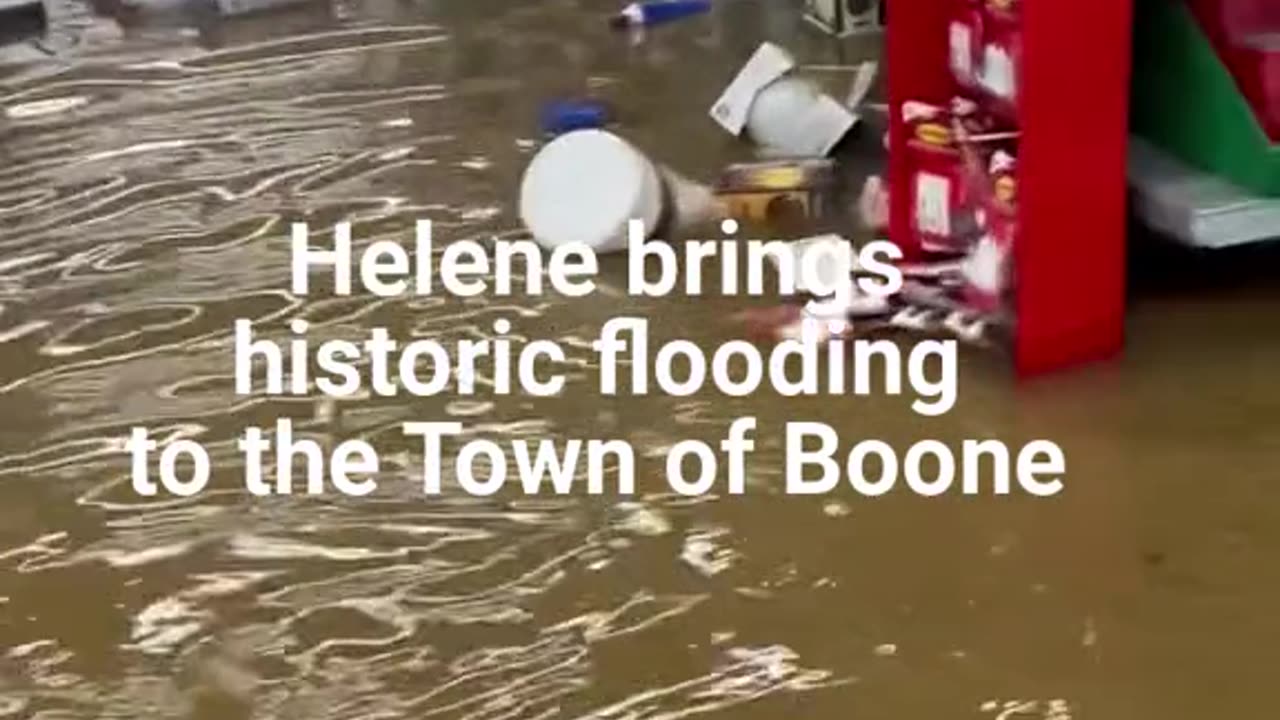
[949,23,974,81]
[915,172,952,238]
[982,45,1015,99]
[994,175,1017,207]
[914,122,953,147]
[709,42,797,135]
[753,166,806,189]
[962,235,1007,294]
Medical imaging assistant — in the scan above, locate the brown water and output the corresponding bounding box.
[2,2,1280,719]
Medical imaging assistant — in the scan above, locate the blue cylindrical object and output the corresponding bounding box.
[610,0,711,29]
[540,99,611,137]
[640,0,710,24]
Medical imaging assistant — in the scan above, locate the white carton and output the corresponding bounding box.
[709,42,797,136]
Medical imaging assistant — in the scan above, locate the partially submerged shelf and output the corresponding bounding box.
[1129,137,1280,249]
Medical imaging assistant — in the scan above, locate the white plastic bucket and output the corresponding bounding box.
[746,76,858,157]
[519,129,718,253]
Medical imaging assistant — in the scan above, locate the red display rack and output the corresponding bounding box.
[887,0,1135,376]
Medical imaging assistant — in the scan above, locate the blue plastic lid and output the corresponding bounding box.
[540,99,612,137]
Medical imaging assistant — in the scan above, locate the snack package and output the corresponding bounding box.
[714,158,836,224]
[858,175,890,232]
[984,150,1018,249]
[951,96,1002,138]
[961,150,1017,313]
[948,0,986,92]
[903,99,1009,254]
[903,102,968,253]
[978,0,1022,120]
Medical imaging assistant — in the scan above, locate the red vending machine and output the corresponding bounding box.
[887,0,1134,375]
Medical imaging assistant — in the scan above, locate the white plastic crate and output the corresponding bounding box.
[804,0,884,37]
[1129,137,1280,249]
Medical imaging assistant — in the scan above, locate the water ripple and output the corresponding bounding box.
[0,3,855,719]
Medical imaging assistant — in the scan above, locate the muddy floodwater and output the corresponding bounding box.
[2,1,1279,718]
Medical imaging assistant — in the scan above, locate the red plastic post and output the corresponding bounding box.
[1014,0,1133,375]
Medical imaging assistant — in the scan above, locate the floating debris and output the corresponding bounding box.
[822,500,851,517]
[715,159,836,224]
[1082,616,1097,648]
[615,502,673,537]
[541,98,613,137]
[680,527,735,577]
[609,0,711,30]
[710,42,869,157]
[4,96,89,121]
[858,175,890,232]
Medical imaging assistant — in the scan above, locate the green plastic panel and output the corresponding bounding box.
[1131,0,1280,196]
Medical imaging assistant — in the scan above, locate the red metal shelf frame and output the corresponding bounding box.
[887,0,1135,375]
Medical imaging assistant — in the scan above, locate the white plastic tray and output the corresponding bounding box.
[1128,137,1280,249]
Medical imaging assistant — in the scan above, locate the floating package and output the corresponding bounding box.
[714,158,836,223]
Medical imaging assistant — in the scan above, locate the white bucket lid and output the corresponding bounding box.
[519,129,663,253]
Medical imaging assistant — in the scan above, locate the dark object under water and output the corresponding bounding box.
[0,0,47,45]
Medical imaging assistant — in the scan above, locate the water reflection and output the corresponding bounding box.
[1,1,1279,719]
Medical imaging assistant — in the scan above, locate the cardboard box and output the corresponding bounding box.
[714,159,836,223]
